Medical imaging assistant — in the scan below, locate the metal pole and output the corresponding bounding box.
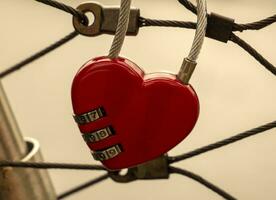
[0,82,57,200]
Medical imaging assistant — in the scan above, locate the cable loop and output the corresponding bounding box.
[108,0,132,58]
[177,0,207,84]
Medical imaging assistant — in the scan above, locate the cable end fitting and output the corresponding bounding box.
[206,13,235,43]
[177,58,197,85]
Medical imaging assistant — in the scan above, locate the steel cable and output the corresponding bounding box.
[58,174,109,199]
[230,33,276,75]
[169,166,237,200]
[0,160,106,170]
[233,14,276,31]
[35,0,87,23]
[0,30,78,79]
[178,0,276,32]
[186,0,207,62]
[108,0,131,58]
[169,121,276,163]
[139,17,197,29]
[0,1,275,199]
[1,0,275,78]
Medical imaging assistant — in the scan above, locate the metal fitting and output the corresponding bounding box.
[109,155,169,183]
[177,58,197,84]
[73,2,140,36]
[206,12,235,43]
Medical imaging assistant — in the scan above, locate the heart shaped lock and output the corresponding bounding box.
[72,0,207,169]
[71,56,199,169]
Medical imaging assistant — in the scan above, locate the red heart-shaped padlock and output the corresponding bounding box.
[71,56,199,170]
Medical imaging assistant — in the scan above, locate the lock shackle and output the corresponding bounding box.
[109,0,207,83]
[186,0,208,63]
[177,0,208,84]
[108,0,132,59]
[73,0,207,83]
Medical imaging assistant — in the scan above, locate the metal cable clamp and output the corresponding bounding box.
[109,155,169,183]
[73,2,140,36]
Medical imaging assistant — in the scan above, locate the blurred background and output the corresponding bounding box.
[0,0,276,199]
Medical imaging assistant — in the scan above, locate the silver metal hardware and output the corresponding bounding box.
[92,145,122,161]
[74,107,105,125]
[83,127,114,143]
[177,58,197,84]
[73,2,140,36]
[0,82,56,200]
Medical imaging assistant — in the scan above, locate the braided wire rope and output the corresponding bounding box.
[169,120,276,163]
[108,0,207,63]
[179,0,276,32]
[108,0,131,58]
[169,167,236,200]
[233,14,276,31]
[186,0,207,62]
[139,17,196,29]
[58,174,109,199]
[35,0,87,23]
[0,31,79,79]
[0,160,106,170]
[140,15,276,32]
[1,0,275,78]
[1,0,276,199]
[230,33,276,76]
[177,0,276,75]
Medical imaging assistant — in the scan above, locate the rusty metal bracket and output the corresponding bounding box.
[109,155,169,183]
[73,2,140,36]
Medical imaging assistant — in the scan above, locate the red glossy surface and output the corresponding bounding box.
[71,57,199,170]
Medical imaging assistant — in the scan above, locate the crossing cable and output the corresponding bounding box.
[37,0,276,32]
[2,121,275,169]
[177,0,276,76]
[1,0,275,171]
[0,160,106,170]
[140,15,276,32]
[178,0,276,32]
[169,167,236,200]
[169,120,276,163]
[35,0,87,24]
[57,174,109,199]
[1,120,275,200]
[1,0,275,78]
[0,31,78,79]
[0,159,237,200]
[229,33,276,76]
[0,0,276,199]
